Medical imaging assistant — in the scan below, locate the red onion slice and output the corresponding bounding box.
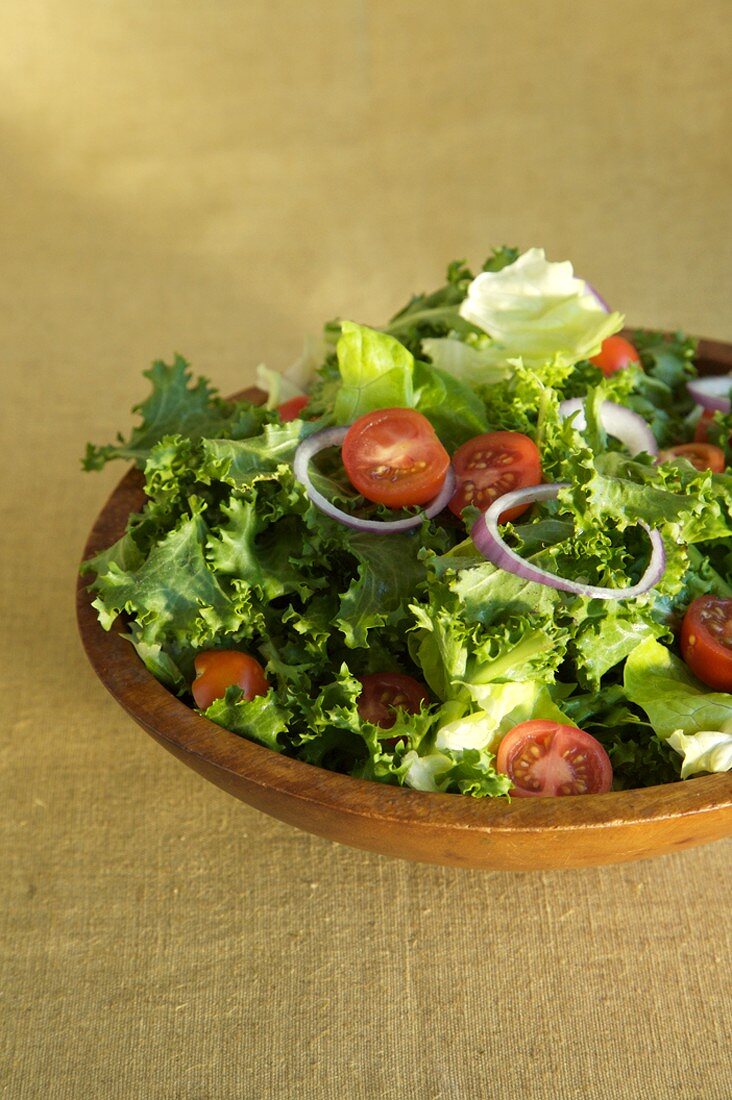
[687,376,732,414]
[559,398,658,456]
[293,426,456,533]
[584,281,610,312]
[471,482,666,599]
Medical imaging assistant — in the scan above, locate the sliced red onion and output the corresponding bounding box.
[293,426,456,533]
[471,482,666,599]
[584,281,610,312]
[559,397,658,456]
[687,376,732,414]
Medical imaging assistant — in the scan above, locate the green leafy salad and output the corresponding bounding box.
[82,247,732,798]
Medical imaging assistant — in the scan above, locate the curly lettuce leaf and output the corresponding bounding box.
[202,687,292,752]
[89,505,246,644]
[335,530,429,648]
[83,356,270,470]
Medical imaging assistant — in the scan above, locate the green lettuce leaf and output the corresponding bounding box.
[83,356,269,470]
[665,729,732,777]
[458,247,623,368]
[333,322,415,422]
[202,688,292,752]
[624,636,732,740]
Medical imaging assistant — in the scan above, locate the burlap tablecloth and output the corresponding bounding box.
[2,4,730,1098]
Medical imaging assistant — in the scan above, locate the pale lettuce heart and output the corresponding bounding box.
[256,335,326,409]
[431,685,573,760]
[435,710,500,753]
[460,681,571,736]
[421,336,511,387]
[401,750,454,792]
[256,363,305,410]
[457,247,623,367]
[624,636,732,740]
[666,728,732,778]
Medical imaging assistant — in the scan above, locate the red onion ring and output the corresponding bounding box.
[584,281,610,312]
[687,376,732,414]
[559,398,658,456]
[293,426,456,533]
[470,482,666,599]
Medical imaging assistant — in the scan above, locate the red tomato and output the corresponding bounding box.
[694,410,715,443]
[191,650,269,709]
[341,408,450,508]
[680,595,732,691]
[657,442,726,473]
[448,431,541,521]
[589,335,640,376]
[277,395,309,422]
[357,672,429,730]
[496,720,613,797]
[694,410,731,451]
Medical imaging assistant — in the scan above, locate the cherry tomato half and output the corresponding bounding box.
[448,431,542,521]
[658,442,726,473]
[191,650,269,710]
[357,672,429,730]
[680,595,732,691]
[341,408,450,508]
[496,720,613,797]
[589,335,640,376]
[277,395,309,422]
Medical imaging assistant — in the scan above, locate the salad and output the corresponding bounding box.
[81,246,732,798]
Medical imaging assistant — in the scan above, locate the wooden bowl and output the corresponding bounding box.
[76,336,732,870]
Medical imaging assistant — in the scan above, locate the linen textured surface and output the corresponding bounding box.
[1,3,730,1098]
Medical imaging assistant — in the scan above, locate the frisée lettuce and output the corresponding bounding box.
[81,247,732,795]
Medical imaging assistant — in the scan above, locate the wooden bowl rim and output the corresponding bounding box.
[76,334,732,838]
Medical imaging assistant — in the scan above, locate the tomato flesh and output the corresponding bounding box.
[694,410,715,443]
[589,335,640,376]
[342,408,450,508]
[658,442,725,473]
[277,395,309,422]
[680,595,732,691]
[448,431,541,521]
[496,720,613,797]
[357,672,429,732]
[192,650,269,709]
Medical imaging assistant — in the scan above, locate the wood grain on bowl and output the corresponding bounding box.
[76,339,732,871]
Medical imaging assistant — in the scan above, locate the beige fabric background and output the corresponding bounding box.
[2,3,731,1098]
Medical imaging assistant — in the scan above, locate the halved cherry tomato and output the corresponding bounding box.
[277,395,309,422]
[341,408,450,508]
[496,720,613,797]
[680,595,732,691]
[657,442,726,473]
[191,650,269,709]
[357,672,429,730]
[448,431,541,521]
[589,335,640,376]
